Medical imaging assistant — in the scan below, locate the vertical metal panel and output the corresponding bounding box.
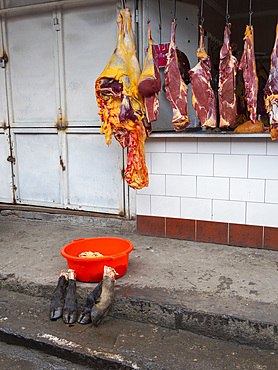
[6,10,57,125]
[0,131,13,202]
[13,131,61,204]
[67,131,124,214]
[0,1,130,216]
[62,1,119,125]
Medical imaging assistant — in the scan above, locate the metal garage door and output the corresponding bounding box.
[0,0,132,217]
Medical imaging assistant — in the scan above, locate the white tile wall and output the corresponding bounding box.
[265,180,278,203]
[138,137,278,228]
[213,200,245,224]
[181,197,212,221]
[152,153,181,175]
[266,139,278,155]
[166,138,197,153]
[151,195,180,218]
[182,153,213,176]
[247,202,278,227]
[214,154,248,178]
[145,138,165,152]
[166,175,196,197]
[136,194,151,215]
[230,178,265,202]
[231,138,267,155]
[198,138,230,154]
[249,156,278,179]
[138,174,165,195]
[197,176,229,199]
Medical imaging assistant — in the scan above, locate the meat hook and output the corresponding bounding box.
[171,0,176,22]
[249,0,253,26]
[225,0,230,25]
[200,0,204,27]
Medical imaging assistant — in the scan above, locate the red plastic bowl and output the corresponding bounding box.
[61,237,133,282]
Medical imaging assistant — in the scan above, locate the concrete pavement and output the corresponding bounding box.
[0,208,278,354]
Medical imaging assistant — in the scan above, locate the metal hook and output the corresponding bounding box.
[122,0,126,9]
[226,0,230,25]
[200,0,204,27]
[172,0,176,21]
[158,0,162,44]
[249,0,253,26]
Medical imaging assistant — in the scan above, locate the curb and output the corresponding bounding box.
[0,327,135,370]
[1,276,278,351]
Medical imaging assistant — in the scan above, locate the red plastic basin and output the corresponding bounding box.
[61,237,133,282]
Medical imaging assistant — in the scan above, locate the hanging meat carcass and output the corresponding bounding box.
[238,25,258,124]
[164,19,189,131]
[189,26,217,128]
[218,23,238,128]
[264,23,278,140]
[95,8,149,189]
[138,21,161,125]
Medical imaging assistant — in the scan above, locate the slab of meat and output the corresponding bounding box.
[218,23,238,128]
[264,24,278,140]
[164,19,189,131]
[138,22,161,124]
[238,25,258,124]
[189,26,217,128]
[95,8,149,189]
[177,48,191,85]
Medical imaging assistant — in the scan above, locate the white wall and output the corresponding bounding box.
[136,135,278,228]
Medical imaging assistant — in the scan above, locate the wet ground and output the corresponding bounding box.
[1,290,278,369]
[0,342,88,370]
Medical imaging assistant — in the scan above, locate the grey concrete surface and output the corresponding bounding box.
[0,210,278,350]
[1,290,278,369]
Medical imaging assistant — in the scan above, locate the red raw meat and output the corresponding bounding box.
[264,23,278,140]
[138,22,161,124]
[239,25,258,124]
[218,23,238,128]
[164,19,189,131]
[189,26,217,128]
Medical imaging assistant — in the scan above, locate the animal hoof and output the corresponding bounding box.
[50,307,63,320]
[77,312,91,324]
[63,311,77,324]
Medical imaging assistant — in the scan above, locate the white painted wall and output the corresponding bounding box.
[136,135,278,228]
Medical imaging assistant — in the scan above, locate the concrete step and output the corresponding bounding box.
[0,290,278,370]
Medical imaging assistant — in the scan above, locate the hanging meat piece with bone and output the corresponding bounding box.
[264,23,278,140]
[189,26,217,128]
[164,19,189,131]
[138,21,161,124]
[218,23,238,128]
[238,25,258,124]
[95,8,149,189]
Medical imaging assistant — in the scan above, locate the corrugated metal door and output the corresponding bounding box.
[0,0,129,216]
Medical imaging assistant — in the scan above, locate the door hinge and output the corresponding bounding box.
[0,53,8,68]
[7,155,15,164]
[53,18,61,31]
[135,9,139,23]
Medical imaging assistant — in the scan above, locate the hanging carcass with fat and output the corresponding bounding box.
[238,25,258,124]
[138,21,161,126]
[164,19,189,131]
[189,26,217,128]
[95,8,149,189]
[264,23,278,140]
[218,23,238,128]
